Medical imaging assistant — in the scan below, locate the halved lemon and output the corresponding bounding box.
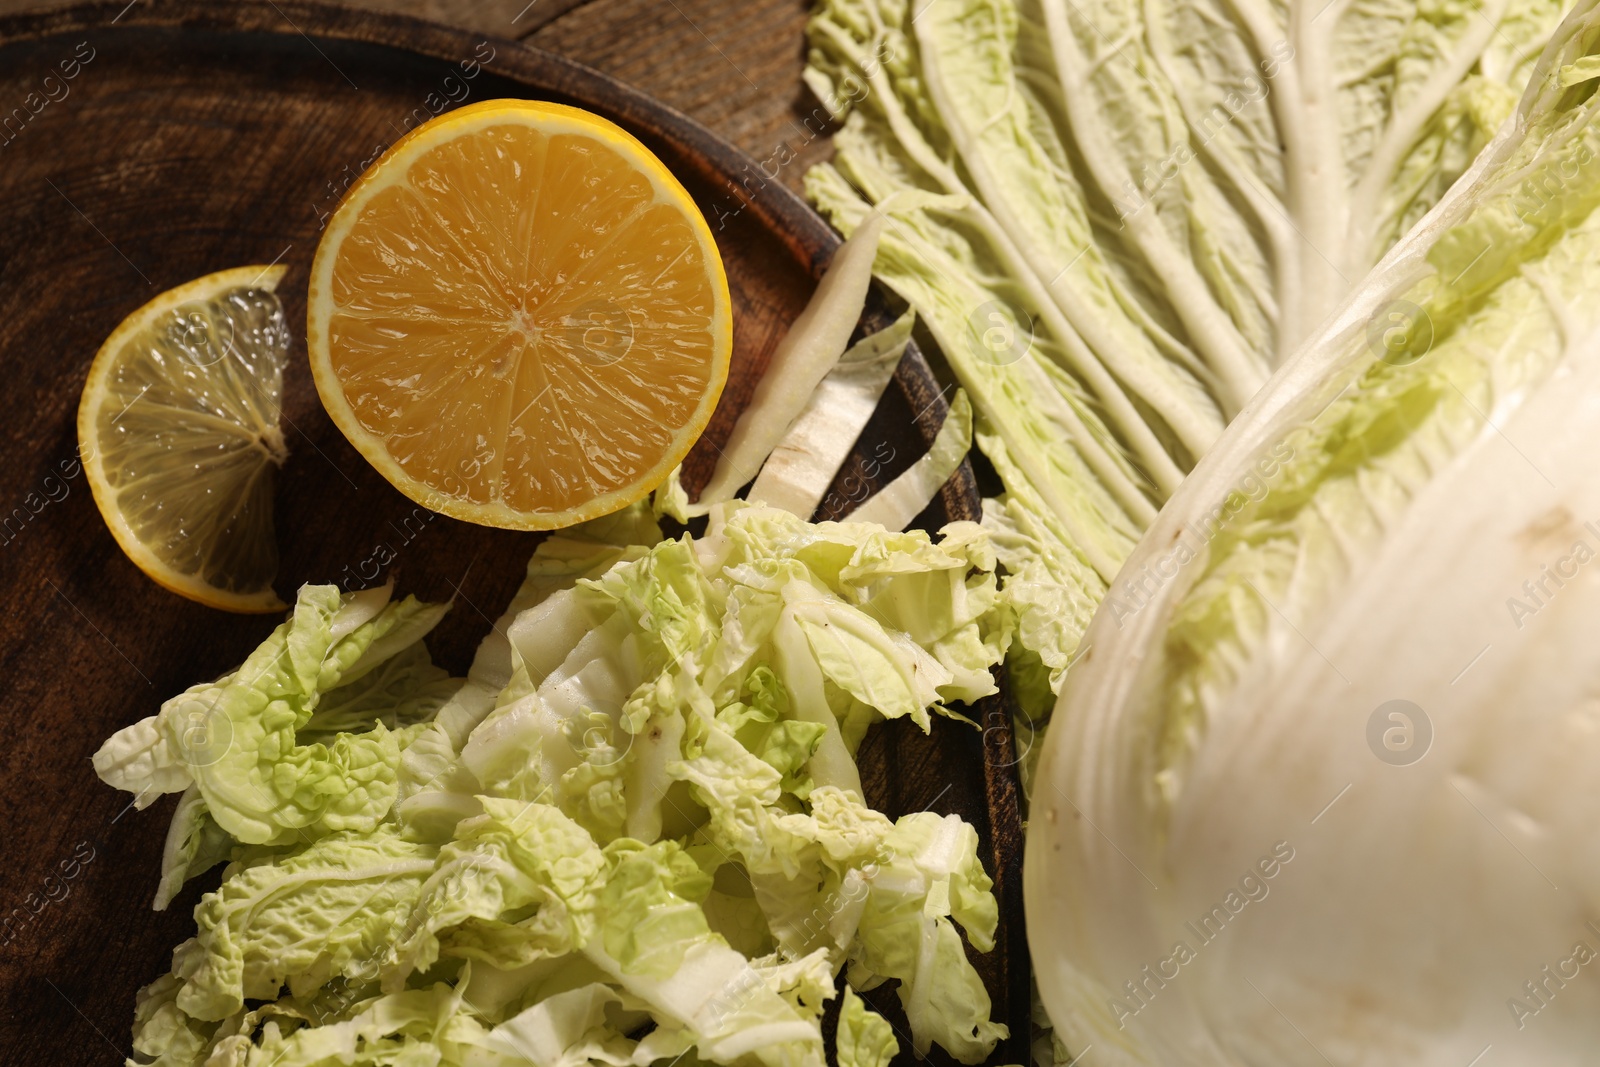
[307,98,733,530]
[78,265,290,613]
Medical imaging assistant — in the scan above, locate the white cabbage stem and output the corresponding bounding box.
[699,213,885,505]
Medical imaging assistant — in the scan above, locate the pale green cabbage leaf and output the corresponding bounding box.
[804,0,1576,789]
[835,987,900,1067]
[95,583,453,863]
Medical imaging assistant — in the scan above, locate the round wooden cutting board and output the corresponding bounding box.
[0,3,1028,1063]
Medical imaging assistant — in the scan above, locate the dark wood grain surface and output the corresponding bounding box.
[0,0,827,191]
[0,3,1029,1066]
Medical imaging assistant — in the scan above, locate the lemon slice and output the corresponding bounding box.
[78,265,290,613]
[307,98,732,530]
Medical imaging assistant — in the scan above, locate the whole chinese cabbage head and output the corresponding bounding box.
[1028,2,1600,1062]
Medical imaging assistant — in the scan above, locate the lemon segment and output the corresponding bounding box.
[78,265,290,613]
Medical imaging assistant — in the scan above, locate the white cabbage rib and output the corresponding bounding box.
[1028,0,1600,1058]
[805,0,1572,722]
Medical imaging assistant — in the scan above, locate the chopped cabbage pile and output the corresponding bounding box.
[98,502,1014,1067]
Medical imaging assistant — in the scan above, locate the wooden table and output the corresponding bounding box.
[0,0,830,190]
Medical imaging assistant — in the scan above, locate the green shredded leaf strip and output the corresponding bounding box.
[94,583,451,846]
[152,785,233,912]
